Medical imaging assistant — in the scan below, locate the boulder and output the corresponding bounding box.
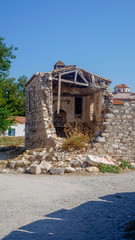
[105,113,114,119]
[30,165,41,174]
[52,157,57,161]
[3,168,11,174]
[55,143,62,151]
[65,158,72,162]
[49,148,54,154]
[25,167,30,173]
[82,163,88,168]
[32,151,37,156]
[29,155,35,162]
[41,154,46,160]
[57,153,65,161]
[130,163,135,169]
[31,160,39,165]
[56,161,67,167]
[86,155,115,166]
[39,151,46,157]
[8,161,16,168]
[39,160,52,173]
[49,167,64,175]
[23,154,29,159]
[76,167,84,172]
[16,167,25,174]
[71,160,83,167]
[85,166,99,173]
[65,167,76,173]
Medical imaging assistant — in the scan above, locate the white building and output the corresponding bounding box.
[4,117,25,137]
[113,84,135,103]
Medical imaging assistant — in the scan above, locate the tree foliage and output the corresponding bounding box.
[0,76,27,117]
[0,37,27,133]
[0,107,15,132]
[0,37,17,79]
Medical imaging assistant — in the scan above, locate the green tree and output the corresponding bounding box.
[0,76,27,118]
[0,107,15,133]
[0,37,17,79]
[16,75,27,116]
[0,37,17,133]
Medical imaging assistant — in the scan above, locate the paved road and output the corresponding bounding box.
[0,172,135,240]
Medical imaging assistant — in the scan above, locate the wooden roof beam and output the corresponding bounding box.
[78,70,89,84]
[53,77,89,86]
[57,74,61,114]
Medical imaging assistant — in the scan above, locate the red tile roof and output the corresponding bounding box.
[10,116,25,124]
[113,99,125,105]
[114,84,129,89]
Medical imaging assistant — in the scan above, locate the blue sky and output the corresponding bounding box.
[0,0,135,92]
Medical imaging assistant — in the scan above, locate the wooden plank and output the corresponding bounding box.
[53,78,89,86]
[78,70,89,84]
[60,70,76,76]
[57,74,61,114]
[92,75,96,84]
[74,69,78,82]
[94,91,103,122]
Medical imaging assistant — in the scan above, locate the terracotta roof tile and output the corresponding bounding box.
[114,84,129,89]
[10,116,25,124]
[113,99,125,105]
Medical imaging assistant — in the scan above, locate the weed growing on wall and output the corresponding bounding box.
[62,123,90,151]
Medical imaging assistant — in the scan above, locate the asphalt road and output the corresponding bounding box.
[0,172,135,240]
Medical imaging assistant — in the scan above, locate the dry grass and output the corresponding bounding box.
[0,136,25,146]
[62,123,90,151]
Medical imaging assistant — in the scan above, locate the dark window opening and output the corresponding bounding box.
[75,97,82,114]
[57,66,62,69]
[8,129,15,136]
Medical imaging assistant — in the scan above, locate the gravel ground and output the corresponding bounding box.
[0,172,135,240]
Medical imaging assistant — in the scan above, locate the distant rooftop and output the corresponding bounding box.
[114,84,129,89]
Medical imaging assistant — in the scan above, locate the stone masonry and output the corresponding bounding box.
[95,101,135,161]
[25,73,56,148]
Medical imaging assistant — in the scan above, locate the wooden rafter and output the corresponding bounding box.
[60,70,76,76]
[78,70,89,84]
[92,74,96,84]
[74,69,78,82]
[53,78,89,86]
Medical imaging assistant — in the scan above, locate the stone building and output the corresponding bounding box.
[25,61,112,148]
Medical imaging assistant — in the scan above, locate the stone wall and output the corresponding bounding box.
[95,101,135,162]
[25,74,56,148]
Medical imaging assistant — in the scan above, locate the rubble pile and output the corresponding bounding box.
[0,144,117,175]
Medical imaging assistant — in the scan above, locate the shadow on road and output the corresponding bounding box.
[2,192,135,240]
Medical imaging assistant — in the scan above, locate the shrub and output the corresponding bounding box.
[62,123,89,151]
[99,163,120,173]
[120,160,133,170]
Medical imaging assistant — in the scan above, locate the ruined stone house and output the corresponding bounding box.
[25,61,112,148]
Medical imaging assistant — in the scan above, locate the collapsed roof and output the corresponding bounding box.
[26,63,111,89]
